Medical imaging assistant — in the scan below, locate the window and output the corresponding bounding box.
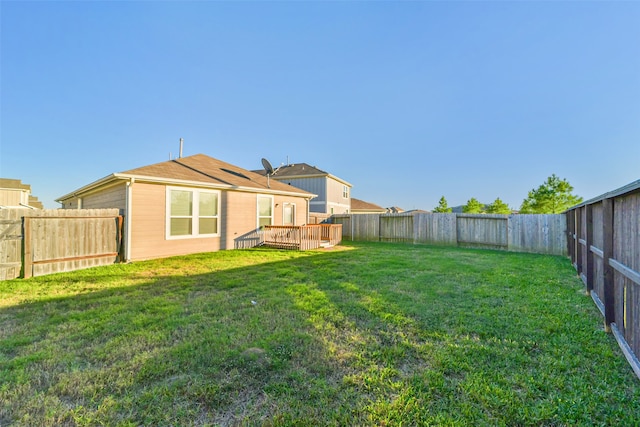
[343,185,349,198]
[283,203,295,225]
[167,187,219,238]
[257,195,273,228]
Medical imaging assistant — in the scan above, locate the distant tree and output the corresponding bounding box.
[433,196,452,213]
[520,174,583,214]
[486,197,511,214]
[463,197,485,214]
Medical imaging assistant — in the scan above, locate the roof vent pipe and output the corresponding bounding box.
[179,138,184,158]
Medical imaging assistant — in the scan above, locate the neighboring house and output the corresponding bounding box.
[386,206,404,214]
[56,154,315,261]
[253,162,352,215]
[0,178,43,209]
[351,197,387,214]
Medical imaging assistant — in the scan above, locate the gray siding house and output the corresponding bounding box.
[253,163,352,214]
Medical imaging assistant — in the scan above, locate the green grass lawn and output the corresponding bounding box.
[1,242,639,426]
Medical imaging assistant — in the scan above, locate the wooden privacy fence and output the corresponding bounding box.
[566,179,640,379]
[0,208,123,280]
[332,213,567,255]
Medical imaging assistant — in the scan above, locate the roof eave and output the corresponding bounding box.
[273,173,353,187]
[57,173,316,202]
[56,174,123,202]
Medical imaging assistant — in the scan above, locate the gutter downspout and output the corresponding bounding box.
[125,178,134,262]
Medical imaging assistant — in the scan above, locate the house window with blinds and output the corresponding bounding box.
[167,187,220,238]
[257,195,273,228]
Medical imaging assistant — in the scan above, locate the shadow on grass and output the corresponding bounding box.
[1,242,640,426]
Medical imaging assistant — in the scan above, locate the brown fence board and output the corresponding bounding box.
[333,213,566,255]
[380,214,413,242]
[413,213,457,245]
[566,180,640,379]
[456,214,508,248]
[0,212,23,280]
[1,208,122,280]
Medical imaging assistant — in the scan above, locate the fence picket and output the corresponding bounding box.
[0,208,122,280]
[331,213,567,255]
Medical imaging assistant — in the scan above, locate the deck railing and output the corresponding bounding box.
[262,224,342,250]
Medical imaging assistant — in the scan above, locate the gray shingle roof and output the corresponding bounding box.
[252,163,328,178]
[122,154,312,195]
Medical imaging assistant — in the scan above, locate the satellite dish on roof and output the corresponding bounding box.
[261,158,274,175]
[261,158,277,188]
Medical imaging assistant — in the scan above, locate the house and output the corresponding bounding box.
[0,178,43,209]
[253,162,352,215]
[56,154,315,261]
[351,197,387,214]
[386,206,404,214]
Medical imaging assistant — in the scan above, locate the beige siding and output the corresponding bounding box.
[326,177,350,214]
[129,183,220,261]
[59,183,126,210]
[81,183,127,210]
[223,192,310,249]
[223,191,260,249]
[274,195,307,226]
[0,189,28,206]
[62,200,79,209]
[130,182,310,260]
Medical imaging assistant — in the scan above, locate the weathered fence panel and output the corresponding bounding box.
[0,208,30,280]
[457,214,508,248]
[352,214,380,242]
[508,214,567,255]
[380,214,413,242]
[567,179,640,380]
[332,215,352,240]
[0,208,122,280]
[413,213,457,245]
[332,213,566,255]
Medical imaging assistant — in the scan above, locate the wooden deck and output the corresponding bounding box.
[262,224,342,250]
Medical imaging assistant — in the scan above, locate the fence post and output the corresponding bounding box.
[116,215,125,262]
[585,205,594,295]
[566,211,573,264]
[351,215,354,241]
[22,216,33,279]
[602,198,615,333]
[576,207,583,276]
[573,208,580,268]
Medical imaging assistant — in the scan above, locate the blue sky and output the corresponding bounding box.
[1,1,639,210]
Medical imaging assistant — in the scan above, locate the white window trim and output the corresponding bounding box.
[343,185,349,199]
[257,194,274,228]
[282,202,296,226]
[166,186,221,240]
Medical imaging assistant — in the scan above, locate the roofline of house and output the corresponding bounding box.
[272,173,353,187]
[56,173,317,203]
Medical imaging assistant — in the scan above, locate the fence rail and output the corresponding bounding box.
[263,224,342,250]
[566,179,640,379]
[332,213,566,255]
[0,208,123,280]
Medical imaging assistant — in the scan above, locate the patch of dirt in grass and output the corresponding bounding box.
[212,388,274,427]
